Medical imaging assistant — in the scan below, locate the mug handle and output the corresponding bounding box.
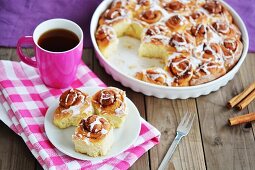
[17,36,37,67]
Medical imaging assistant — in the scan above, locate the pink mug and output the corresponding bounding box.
[17,18,83,88]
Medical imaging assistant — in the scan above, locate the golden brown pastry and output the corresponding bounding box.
[165,15,189,32]
[221,38,243,70]
[165,53,193,86]
[53,89,93,129]
[139,24,171,58]
[92,87,127,128]
[135,67,172,86]
[72,115,113,157]
[96,25,118,57]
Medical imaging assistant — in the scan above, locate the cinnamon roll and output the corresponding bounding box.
[132,0,152,11]
[190,24,209,45]
[165,15,189,32]
[188,11,207,25]
[168,32,195,53]
[165,54,193,86]
[135,67,173,86]
[191,61,226,85]
[202,0,233,22]
[92,87,127,128]
[221,38,243,70]
[111,0,131,8]
[99,7,131,36]
[212,22,241,39]
[139,24,171,58]
[53,89,93,129]
[72,115,113,157]
[201,43,223,62]
[139,9,162,24]
[96,25,118,57]
[163,1,185,13]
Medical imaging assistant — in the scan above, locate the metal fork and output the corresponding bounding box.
[158,113,195,170]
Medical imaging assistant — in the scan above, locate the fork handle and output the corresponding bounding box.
[158,133,183,170]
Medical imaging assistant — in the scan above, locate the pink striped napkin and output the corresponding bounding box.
[0,60,160,170]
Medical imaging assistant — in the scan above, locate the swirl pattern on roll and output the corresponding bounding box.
[59,89,87,109]
[73,115,111,143]
[92,87,127,116]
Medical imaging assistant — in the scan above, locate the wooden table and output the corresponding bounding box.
[1,47,255,170]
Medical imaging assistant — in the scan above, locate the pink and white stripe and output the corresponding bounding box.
[0,60,160,170]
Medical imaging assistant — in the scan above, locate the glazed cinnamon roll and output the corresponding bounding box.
[92,87,127,128]
[168,33,195,53]
[191,61,226,85]
[133,0,152,11]
[96,25,118,58]
[165,54,193,86]
[139,9,162,24]
[53,89,93,129]
[188,11,207,25]
[202,0,232,22]
[137,0,151,7]
[99,7,131,36]
[203,0,223,14]
[72,115,113,157]
[163,1,185,13]
[165,15,189,32]
[221,38,243,70]
[212,22,241,39]
[190,24,209,45]
[139,24,171,58]
[135,67,172,86]
[111,0,131,8]
[202,43,223,62]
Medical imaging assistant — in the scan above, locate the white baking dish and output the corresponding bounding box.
[90,0,249,99]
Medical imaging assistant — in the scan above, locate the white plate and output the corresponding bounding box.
[44,87,141,161]
[90,0,249,99]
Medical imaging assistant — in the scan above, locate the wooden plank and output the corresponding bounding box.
[238,53,255,137]
[0,48,15,60]
[83,48,94,70]
[0,122,36,170]
[196,54,255,169]
[92,56,150,169]
[146,97,206,170]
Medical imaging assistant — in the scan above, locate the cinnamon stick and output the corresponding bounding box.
[227,82,255,108]
[228,112,255,126]
[236,90,255,110]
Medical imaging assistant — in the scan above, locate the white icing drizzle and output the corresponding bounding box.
[144,34,170,45]
[89,117,102,132]
[146,68,167,80]
[101,128,108,135]
[171,58,191,76]
[99,90,115,104]
[170,34,194,52]
[190,56,202,69]
[62,103,83,116]
[99,25,117,40]
[83,137,90,144]
[207,27,224,44]
[115,98,127,115]
[112,0,128,7]
[104,8,131,25]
